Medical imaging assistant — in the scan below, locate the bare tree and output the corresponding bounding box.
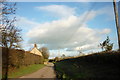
[61,54,65,58]
[0,1,22,79]
[0,1,22,49]
[39,47,49,59]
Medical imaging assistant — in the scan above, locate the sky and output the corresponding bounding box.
[14,2,119,59]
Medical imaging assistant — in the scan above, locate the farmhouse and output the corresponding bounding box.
[30,44,43,56]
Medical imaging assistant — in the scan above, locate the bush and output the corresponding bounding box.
[2,47,44,76]
[55,57,60,62]
[39,56,44,64]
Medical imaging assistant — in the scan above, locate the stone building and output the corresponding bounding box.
[30,44,43,56]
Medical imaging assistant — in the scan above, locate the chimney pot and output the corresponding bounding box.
[34,44,37,48]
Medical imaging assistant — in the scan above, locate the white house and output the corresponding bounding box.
[30,44,43,56]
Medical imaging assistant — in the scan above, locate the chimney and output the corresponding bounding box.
[34,44,37,48]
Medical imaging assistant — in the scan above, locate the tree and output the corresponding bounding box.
[61,54,65,58]
[39,47,49,59]
[54,57,59,62]
[0,1,22,49]
[113,0,120,50]
[100,36,113,51]
[0,1,22,79]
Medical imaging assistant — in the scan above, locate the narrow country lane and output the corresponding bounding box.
[20,63,56,78]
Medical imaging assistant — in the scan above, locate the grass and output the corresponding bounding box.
[8,64,45,78]
[54,51,120,80]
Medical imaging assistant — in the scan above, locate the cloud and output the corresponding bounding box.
[25,5,112,51]
[67,42,99,51]
[16,16,39,30]
[36,5,76,18]
[100,28,111,34]
[97,6,115,21]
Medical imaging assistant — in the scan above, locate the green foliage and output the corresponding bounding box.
[55,57,60,62]
[8,64,45,78]
[100,36,113,51]
[39,56,44,64]
[2,47,44,78]
[54,51,120,79]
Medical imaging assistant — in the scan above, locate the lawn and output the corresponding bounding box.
[8,64,45,78]
[54,51,120,80]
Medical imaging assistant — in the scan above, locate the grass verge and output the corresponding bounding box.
[8,64,45,78]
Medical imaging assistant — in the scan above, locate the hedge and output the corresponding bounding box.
[2,47,44,77]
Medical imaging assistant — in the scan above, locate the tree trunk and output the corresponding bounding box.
[113,0,120,50]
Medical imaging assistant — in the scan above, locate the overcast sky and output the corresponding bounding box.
[15,2,119,58]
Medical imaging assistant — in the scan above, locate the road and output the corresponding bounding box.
[20,63,56,78]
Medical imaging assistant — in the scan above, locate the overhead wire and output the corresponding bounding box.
[58,2,97,49]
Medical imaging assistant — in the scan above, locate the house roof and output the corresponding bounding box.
[30,44,43,56]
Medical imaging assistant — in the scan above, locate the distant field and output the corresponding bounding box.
[8,64,45,78]
[54,51,120,80]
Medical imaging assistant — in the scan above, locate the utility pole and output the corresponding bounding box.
[113,0,120,50]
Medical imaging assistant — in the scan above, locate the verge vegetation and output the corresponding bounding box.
[54,51,120,80]
[8,64,45,78]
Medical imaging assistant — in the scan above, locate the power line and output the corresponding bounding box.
[58,2,97,49]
